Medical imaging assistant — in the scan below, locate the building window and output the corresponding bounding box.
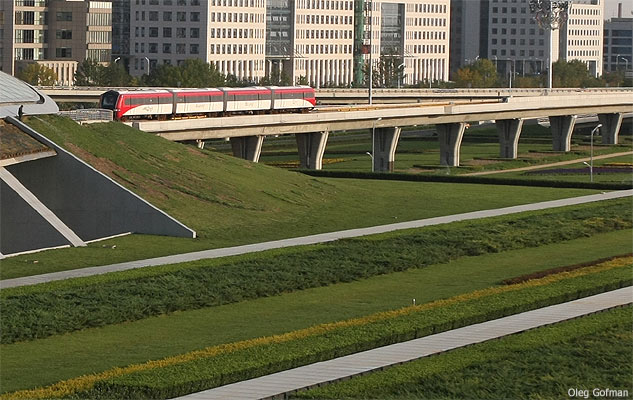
[56,47,72,58]
[163,12,172,21]
[163,43,171,53]
[190,44,199,54]
[56,29,72,39]
[163,27,172,37]
[56,12,72,22]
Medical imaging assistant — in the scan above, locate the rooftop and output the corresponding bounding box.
[0,120,56,167]
[0,72,42,106]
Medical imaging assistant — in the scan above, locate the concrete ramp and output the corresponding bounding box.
[0,117,196,257]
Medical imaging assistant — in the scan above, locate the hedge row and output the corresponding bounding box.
[295,305,632,399]
[4,260,628,400]
[298,169,633,190]
[1,199,630,344]
[88,264,632,400]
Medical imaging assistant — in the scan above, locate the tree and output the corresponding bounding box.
[102,62,132,86]
[17,63,57,86]
[552,59,599,88]
[455,59,498,88]
[75,59,106,86]
[145,59,225,87]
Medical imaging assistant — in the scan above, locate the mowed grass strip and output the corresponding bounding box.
[4,260,629,400]
[2,115,604,278]
[2,230,630,394]
[295,305,633,400]
[2,199,630,344]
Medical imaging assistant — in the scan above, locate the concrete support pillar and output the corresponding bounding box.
[495,118,524,159]
[437,122,467,166]
[550,115,577,152]
[296,131,329,170]
[372,127,402,172]
[230,135,264,163]
[598,113,623,145]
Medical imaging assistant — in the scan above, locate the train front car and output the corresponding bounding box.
[101,90,174,121]
[99,90,123,119]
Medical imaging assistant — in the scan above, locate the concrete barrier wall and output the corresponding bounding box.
[0,180,71,255]
[4,117,196,243]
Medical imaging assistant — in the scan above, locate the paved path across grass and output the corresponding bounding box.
[175,287,633,400]
[1,189,631,289]
[464,151,633,176]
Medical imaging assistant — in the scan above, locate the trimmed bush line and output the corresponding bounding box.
[297,169,633,190]
[3,261,629,400]
[294,305,632,399]
[501,253,633,285]
[1,199,630,344]
[83,265,633,399]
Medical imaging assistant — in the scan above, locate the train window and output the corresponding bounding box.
[211,95,222,102]
[159,96,171,104]
[177,95,185,103]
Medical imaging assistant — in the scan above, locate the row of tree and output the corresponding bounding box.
[455,58,631,88]
[17,57,631,89]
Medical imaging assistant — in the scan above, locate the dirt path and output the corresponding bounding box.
[464,151,633,176]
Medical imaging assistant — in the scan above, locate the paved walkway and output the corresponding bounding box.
[1,189,631,289]
[464,151,633,176]
[175,287,633,400]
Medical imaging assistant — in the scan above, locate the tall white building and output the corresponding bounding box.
[560,0,604,76]
[130,0,266,80]
[129,0,450,86]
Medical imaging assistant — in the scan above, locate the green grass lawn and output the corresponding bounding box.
[295,305,632,400]
[1,116,605,279]
[1,229,630,394]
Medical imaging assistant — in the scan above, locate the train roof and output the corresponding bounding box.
[104,89,172,95]
[170,88,223,94]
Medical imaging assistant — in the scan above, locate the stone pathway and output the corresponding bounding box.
[464,151,633,176]
[175,287,632,400]
[1,189,631,289]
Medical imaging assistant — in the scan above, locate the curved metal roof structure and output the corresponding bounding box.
[0,71,59,118]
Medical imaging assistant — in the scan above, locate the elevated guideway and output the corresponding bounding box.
[134,92,632,170]
[39,86,633,105]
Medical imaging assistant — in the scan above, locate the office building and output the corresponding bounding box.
[0,0,112,86]
[451,0,603,79]
[129,0,450,86]
[129,0,267,80]
[603,17,632,74]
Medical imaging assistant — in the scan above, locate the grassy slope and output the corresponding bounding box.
[1,230,630,393]
[1,116,600,278]
[295,306,632,399]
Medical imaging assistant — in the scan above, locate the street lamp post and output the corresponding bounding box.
[370,117,382,172]
[397,63,405,89]
[584,123,602,182]
[618,56,629,72]
[114,57,121,64]
[367,0,374,105]
[143,57,150,75]
[529,0,572,91]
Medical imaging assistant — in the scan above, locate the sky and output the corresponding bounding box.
[603,0,633,19]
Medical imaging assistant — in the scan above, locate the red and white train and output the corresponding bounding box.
[99,86,316,121]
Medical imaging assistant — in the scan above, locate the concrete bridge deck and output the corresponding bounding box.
[131,92,631,169]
